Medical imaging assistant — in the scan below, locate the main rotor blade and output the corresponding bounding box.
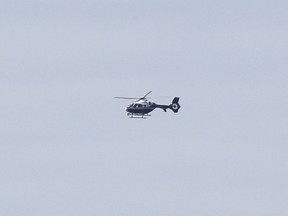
[141,91,152,99]
[114,97,140,100]
[114,91,152,100]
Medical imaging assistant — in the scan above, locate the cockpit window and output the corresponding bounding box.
[129,103,144,108]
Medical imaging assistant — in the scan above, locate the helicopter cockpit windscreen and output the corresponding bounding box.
[127,104,134,109]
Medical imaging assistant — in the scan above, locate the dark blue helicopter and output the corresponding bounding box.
[115,91,180,118]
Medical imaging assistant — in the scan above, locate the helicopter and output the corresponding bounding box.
[114,91,180,118]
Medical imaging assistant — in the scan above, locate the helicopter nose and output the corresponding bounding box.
[125,106,131,112]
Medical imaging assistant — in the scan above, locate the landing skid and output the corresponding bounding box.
[127,113,151,119]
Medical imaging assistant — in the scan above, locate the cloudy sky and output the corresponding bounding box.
[1,0,288,215]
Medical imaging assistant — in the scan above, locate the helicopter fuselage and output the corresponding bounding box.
[125,100,157,114]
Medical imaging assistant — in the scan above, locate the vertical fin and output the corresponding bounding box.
[169,97,180,113]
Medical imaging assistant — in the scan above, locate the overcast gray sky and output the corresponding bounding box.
[1,0,288,215]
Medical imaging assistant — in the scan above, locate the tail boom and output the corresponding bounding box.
[155,97,180,113]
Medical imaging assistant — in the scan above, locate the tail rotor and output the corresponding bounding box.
[170,97,181,113]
